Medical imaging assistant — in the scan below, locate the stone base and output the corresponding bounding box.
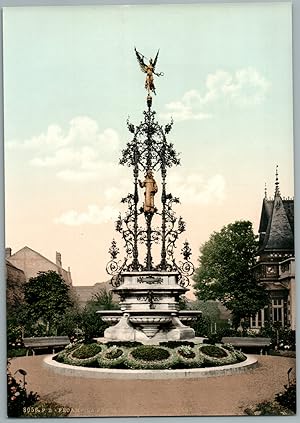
[102,313,196,344]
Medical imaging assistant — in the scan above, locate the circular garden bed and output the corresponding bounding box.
[53,341,246,370]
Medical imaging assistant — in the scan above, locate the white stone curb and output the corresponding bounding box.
[43,354,258,380]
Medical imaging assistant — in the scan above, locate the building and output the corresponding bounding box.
[73,280,118,308]
[6,260,26,310]
[6,246,73,286]
[251,169,295,330]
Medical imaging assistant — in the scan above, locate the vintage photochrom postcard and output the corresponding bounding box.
[4,1,296,418]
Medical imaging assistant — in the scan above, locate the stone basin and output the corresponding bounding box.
[97,310,201,323]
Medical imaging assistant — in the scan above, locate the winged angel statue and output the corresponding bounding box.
[135,48,163,95]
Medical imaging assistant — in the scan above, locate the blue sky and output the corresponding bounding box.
[3,3,294,287]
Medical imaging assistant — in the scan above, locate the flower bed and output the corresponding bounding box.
[199,344,238,366]
[98,346,128,368]
[53,341,247,370]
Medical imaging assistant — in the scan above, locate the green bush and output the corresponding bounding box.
[98,346,127,368]
[275,382,296,413]
[233,350,247,362]
[72,343,101,359]
[199,345,238,367]
[53,341,246,370]
[7,361,39,417]
[127,347,176,370]
[177,345,195,359]
[245,400,293,416]
[173,346,204,369]
[131,346,170,361]
[200,345,228,358]
[105,347,123,360]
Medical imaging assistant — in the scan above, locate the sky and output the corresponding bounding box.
[3,3,294,288]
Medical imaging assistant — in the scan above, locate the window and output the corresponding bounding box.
[250,308,265,328]
[272,299,284,326]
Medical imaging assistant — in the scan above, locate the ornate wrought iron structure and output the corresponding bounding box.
[106,98,194,288]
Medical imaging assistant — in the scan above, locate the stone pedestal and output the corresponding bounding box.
[97,271,201,344]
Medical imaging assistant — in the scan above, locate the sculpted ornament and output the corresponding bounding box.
[139,170,158,213]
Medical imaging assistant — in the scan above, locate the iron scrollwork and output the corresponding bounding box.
[106,101,194,286]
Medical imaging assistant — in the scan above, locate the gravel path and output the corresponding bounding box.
[9,355,296,417]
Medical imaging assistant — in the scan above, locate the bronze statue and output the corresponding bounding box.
[135,48,163,96]
[139,170,158,213]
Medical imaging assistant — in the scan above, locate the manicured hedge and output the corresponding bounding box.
[200,345,228,358]
[131,346,170,361]
[126,347,175,370]
[98,346,128,368]
[53,341,246,370]
[199,344,237,366]
[72,343,102,359]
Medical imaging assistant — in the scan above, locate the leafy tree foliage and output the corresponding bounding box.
[193,221,269,327]
[24,271,74,335]
[91,288,119,311]
[81,288,119,341]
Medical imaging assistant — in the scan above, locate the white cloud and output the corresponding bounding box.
[160,67,271,121]
[8,116,121,182]
[168,171,226,205]
[54,204,119,226]
[56,169,99,182]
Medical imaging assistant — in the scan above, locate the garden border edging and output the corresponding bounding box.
[43,354,258,379]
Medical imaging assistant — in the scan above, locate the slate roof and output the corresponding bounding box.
[258,194,294,253]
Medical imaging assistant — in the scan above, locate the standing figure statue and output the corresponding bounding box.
[139,170,158,213]
[135,48,163,96]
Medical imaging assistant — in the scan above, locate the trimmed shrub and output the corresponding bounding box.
[199,344,236,366]
[233,350,247,362]
[222,343,235,352]
[72,343,102,359]
[98,346,127,368]
[200,345,228,358]
[174,345,205,368]
[53,341,246,370]
[131,345,170,361]
[177,345,195,359]
[61,353,100,368]
[126,347,176,370]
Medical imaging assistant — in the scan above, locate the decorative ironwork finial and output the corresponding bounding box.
[106,50,193,287]
[275,165,280,197]
[134,47,164,104]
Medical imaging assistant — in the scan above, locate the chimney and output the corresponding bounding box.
[56,251,62,275]
[5,248,12,258]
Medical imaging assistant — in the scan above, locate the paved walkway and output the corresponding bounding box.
[10,355,296,417]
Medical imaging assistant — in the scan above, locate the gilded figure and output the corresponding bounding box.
[139,170,158,213]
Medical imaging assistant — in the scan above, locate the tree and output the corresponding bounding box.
[91,288,119,311]
[193,220,269,328]
[24,271,74,335]
[81,288,119,342]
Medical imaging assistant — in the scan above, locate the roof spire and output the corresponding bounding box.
[264,182,267,199]
[275,165,280,197]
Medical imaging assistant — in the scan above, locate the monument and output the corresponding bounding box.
[97,49,201,343]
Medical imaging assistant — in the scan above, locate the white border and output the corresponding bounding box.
[43,354,258,379]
